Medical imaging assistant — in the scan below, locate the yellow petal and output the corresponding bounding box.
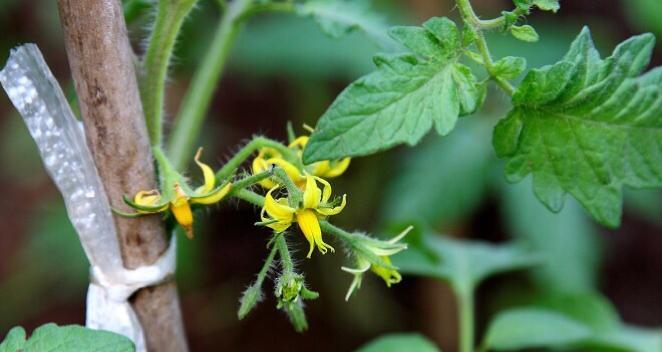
[288,136,309,150]
[264,187,296,221]
[194,147,216,193]
[135,190,162,206]
[370,256,402,287]
[261,207,292,233]
[322,158,351,178]
[171,185,193,239]
[312,176,332,204]
[316,194,346,216]
[268,158,304,185]
[131,190,169,213]
[191,182,232,205]
[252,148,282,189]
[302,176,321,209]
[295,209,334,258]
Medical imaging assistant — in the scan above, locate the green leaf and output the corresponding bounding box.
[304,17,484,163]
[394,231,539,293]
[380,119,492,227]
[0,327,25,352]
[0,324,135,352]
[355,333,440,352]
[498,177,601,293]
[512,0,560,12]
[297,0,394,48]
[531,0,560,12]
[493,27,662,227]
[492,56,527,80]
[484,293,662,352]
[484,308,593,350]
[510,25,539,42]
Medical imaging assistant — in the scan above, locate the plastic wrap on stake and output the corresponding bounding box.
[0,44,175,352]
[0,44,123,273]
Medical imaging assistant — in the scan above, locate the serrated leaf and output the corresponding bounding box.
[492,56,527,80]
[493,27,662,227]
[484,308,593,350]
[0,324,134,352]
[297,0,393,48]
[394,231,539,293]
[355,333,440,352]
[510,25,539,42]
[304,17,483,162]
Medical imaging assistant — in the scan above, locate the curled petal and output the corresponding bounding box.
[313,158,351,179]
[268,158,304,185]
[302,176,322,209]
[296,209,334,258]
[124,191,169,213]
[288,136,309,150]
[261,207,292,233]
[194,147,216,193]
[264,187,296,221]
[370,256,402,287]
[191,182,232,205]
[316,194,346,216]
[312,176,332,204]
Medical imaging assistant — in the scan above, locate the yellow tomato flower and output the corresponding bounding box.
[260,175,346,258]
[124,148,232,239]
[288,136,350,179]
[251,147,304,189]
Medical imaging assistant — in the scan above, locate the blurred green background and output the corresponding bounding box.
[0,0,661,351]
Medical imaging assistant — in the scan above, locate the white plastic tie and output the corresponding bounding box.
[0,43,175,352]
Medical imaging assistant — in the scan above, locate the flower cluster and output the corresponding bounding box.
[120,148,231,238]
[116,129,411,330]
[252,133,349,258]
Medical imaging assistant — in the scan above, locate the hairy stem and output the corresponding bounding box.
[167,0,252,168]
[214,136,299,183]
[275,235,294,274]
[456,0,516,96]
[142,0,197,146]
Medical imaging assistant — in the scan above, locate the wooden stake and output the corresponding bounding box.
[56,1,188,350]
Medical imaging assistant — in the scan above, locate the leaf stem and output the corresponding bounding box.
[457,287,475,352]
[456,0,516,96]
[167,0,252,169]
[142,0,197,146]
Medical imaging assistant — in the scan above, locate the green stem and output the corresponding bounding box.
[256,238,279,285]
[234,189,265,207]
[142,0,197,146]
[228,170,272,193]
[214,136,298,183]
[456,0,516,96]
[275,235,294,273]
[167,0,252,169]
[457,287,475,352]
[319,220,353,242]
[272,167,303,207]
